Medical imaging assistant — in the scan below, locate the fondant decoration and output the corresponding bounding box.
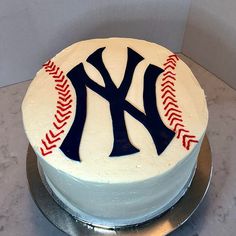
[63,47,175,161]
[40,61,72,156]
[160,54,198,150]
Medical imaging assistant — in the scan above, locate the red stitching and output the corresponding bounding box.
[57,104,72,112]
[161,85,175,92]
[164,65,175,70]
[168,113,182,121]
[46,133,61,144]
[40,60,73,156]
[167,58,177,63]
[43,60,51,67]
[57,99,72,107]
[41,139,56,150]
[160,54,198,150]
[58,94,71,102]
[169,54,179,61]
[163,96,177,105]
[186,139,198,150]
[55,84,69,92]
[43,61,53,69]
[49,129,64,138]
[53,71,63,79]
[53,75,65,83]
[162,75,176,81]
[161,90,176,99]
[46,61,54,69]
[46,64,56,72]
[164,108,181,117]
[56,110,72,117]
[161,80,174,87]
[56,79,68,88]
[55,114,71,123]
[164,101,178,110]
[170,117,183,126]
[183,134,196,148]
[58,89,70,97]
[177,128,189,139]
[173,123,184,132]
[40,148,52,156]
[53,121,67,130]
[164,60,176,67]
[49,66,59,75]
[163,71,176,76]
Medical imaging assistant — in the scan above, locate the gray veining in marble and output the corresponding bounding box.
[0,54,236,235]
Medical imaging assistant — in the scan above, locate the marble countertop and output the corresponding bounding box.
[0,54,236,236]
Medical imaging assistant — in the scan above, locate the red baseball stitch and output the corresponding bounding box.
[40,148,52,156]
[53,121,67,130]
[54,114,71,123]
[57,110,72,117]
[46,64,56,73]
[170,117,183,126]
[164,65,175,70]
[161,85,175,92]
[57,99,72,107]
[163,96,177,105]
[59,95,72,103]
[53,71,63,79]
[164,60,176,67]
[57,104,72,112]
[173,123,184,132]
[55,76,65,83]
[41,139,56,150]
[177,128,189,139]
[167,58,177,63]
[164,102,178,110]
[162,75,176,81]
[160,54,198,150]
[161,90,176,99]
[39,60,73,156]
[164,108,181,117]
[45,133,60,145]
[58,89,70,97]
[186,139,198,150]
[169,54,179,61]
[49,129,64,138]
[163,71,176,76]
[168,112,182,121]
[55,84,70,92]
[161,80,174,87]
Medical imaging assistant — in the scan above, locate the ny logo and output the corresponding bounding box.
[60,47,175,161]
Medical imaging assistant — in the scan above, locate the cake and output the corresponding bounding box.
[22,38,208,228]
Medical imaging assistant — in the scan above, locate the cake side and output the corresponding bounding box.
[37,136,202,227]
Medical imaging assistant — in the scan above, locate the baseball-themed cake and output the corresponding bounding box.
[22,38,208,227]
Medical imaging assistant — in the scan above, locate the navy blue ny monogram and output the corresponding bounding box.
[60,47,175,161]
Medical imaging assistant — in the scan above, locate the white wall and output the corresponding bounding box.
[0,0,191,87]
[183,0,236,89]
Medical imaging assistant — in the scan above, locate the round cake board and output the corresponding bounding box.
[26,136,212,236]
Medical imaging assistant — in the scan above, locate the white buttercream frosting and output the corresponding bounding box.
[22,38,208,227]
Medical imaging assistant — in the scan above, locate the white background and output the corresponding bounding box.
[0,0,191,87]
[1,0,235,89]
[183,0,236,89]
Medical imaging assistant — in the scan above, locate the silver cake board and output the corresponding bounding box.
[26,136,212,236]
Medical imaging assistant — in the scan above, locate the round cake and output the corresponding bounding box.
[22,38,208,228]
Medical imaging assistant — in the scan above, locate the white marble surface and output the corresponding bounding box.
[0,54,236,236]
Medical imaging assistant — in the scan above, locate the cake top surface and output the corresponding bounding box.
[22,38,208,183]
